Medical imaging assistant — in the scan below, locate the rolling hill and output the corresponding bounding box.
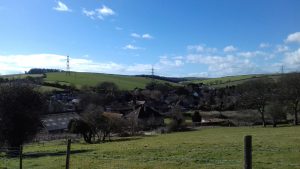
[1,71,285,90]
[44,72,178,90]
[190,74,283,88]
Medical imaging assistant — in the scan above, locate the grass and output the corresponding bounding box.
[0,74,43,79]
[45,72,177,90]
[1,126,300,169]
[1,72,178,90]
[190,74,283,88]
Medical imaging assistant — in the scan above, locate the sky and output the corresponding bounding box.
[0,0,300,77]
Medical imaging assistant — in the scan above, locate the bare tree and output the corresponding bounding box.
[279,73,300,125]
[237,78,275,127]
[265,102,287,127]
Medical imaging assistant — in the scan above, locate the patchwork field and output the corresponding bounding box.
[1,126,299,169]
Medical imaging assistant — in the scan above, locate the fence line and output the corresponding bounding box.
[1,135,300,169]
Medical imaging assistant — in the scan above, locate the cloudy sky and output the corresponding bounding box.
[0,0,300,77]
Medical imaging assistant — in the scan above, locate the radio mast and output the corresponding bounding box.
[66,55,70,76]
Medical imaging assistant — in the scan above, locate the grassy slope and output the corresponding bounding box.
[0,74,43,79]
[191,74,282,88]
[1,126,299,169]
[45,72,177,90]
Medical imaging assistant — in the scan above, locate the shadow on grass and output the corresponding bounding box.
[23,149,92,158]
[104,137,144,143]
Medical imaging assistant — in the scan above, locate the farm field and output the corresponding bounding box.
[0,74,44,79]
[1,126,299,169]
[1,72,178,90]
[191,74,282,88]
[44,72,176,90]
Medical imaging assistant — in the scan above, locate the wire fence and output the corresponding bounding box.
[1,136,300,169]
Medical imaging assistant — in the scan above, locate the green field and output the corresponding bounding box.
[0,74,43,79]
[1,126,299,169]
[190,74,282,88]
[44,72,176,90]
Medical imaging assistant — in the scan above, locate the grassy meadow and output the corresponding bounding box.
[190,74,282,88]
[44,72,176,90]
[1,126,299,169]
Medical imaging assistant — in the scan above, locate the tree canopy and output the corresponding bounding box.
[0,83,45,147]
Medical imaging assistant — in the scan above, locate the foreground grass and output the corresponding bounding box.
[1,126,300,169]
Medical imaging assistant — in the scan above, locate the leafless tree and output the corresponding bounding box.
[279,73,300,125]
[237,78,275,127]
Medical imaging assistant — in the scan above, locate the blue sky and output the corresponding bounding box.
[0,0,300,77]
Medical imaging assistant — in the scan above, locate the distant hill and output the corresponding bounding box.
[136,75,208,83]
[44,72,178,90]
[1,71,285,90]
[190,74,282,87]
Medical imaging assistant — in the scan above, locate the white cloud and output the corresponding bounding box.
[283,48,300,66]
[223,45,238,52]
[126,64,152,73]
[186,54,257,77]
[0,53,158,75]
[130,33,153,39]
[238,51,266,58]
[259,43,270,48]
[82,5,115,20]
[142,34,153,39]
[187,72,209,77]
[82,8,96,19]
[97,5,115,16]
[187,44,217,53]
[131,33,141,38]
[123,44,140,50]
[0,54,66,74]
[173,56,184,60]
[159,56,184,67]
[53,1,71,12]
[285,32,300,43]
[276,45,289,52]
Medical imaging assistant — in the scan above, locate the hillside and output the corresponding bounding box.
[1,72,285,90]
[190,74,283,88]
[136,75,208,83]
[44,72,178,90]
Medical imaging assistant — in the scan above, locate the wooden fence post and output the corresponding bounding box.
[66,139,71,169]
[19,145,23,169]
[244,135,252,169]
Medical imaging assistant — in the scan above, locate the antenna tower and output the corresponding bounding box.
[151,65,155,77]
[281,65,284,74]
[150,65,155,83]
[66,55,70,76]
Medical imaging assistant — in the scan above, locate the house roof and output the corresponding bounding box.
[41,112,80,132]
[125,105,164,119]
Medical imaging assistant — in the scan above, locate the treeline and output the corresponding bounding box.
[26,68,63,74]
[237,73,300,127]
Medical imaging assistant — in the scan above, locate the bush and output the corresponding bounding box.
[0,83,45,147]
